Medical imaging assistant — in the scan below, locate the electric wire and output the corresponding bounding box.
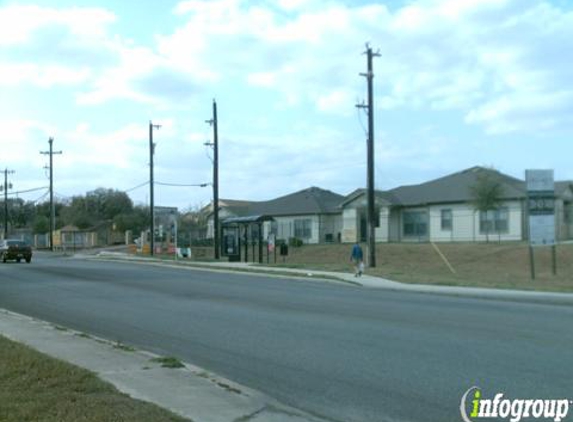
[7,186,49,196]
[124,181,149,193]
[155,181,210,188]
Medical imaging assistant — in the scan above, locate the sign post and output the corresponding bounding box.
[525,170,556,279]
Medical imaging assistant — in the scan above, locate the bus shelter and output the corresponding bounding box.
[221,215,274,263]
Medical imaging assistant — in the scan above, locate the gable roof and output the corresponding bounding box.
[339,188,398,207]
[340,166,536,208]
[254,187,344,216]
[387,166,526,206]
[215,187,345,218]
[555,181,573,197]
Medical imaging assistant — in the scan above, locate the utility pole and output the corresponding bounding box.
[40,138,62,250]
[205,99,220,259]
[357,43,380,268]
[2,169,15,239]
[149,121,161,256]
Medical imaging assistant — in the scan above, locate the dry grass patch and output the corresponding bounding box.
[0,335,190,422]
[272,242,573,292]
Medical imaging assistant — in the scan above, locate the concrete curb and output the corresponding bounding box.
[89,252,573,306]
[0,308,328,422]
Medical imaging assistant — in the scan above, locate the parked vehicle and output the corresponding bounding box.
[0,239,33,263]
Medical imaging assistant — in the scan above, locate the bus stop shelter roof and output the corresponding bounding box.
[222,215,274,225]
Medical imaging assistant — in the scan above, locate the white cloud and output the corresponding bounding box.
[0,5,115,46]
[0,63,91,88]
[316,89,354,116]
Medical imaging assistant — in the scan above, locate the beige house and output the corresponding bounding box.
[206,187,345,244]
[340,167,573,243]
[205,167,572,245]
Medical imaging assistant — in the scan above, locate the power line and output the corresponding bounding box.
[8,186,49,196]
[155,181,210,188]
[32,190,50,204]
[124,181,149,193]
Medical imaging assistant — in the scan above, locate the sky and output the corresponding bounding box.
[1,0,572,211]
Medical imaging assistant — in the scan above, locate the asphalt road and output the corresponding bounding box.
[1,253,572,422]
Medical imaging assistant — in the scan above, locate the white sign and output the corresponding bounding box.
[526,169,555,246]
[526,169,554,192]
[529,215,556,246]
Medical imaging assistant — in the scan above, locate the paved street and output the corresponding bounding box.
[1,253,572,422]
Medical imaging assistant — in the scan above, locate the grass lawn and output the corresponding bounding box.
[0,335,189,422]
[268,242,573,292]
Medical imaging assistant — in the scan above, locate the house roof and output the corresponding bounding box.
[339,188,398,207]
[216,187,345,218]
[59,225,80,232]
[555,181,573,197]
[222,215,275,225]
[340,167,543,208]
[386,166,526,206]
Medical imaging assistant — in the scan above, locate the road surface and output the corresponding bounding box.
[1,253,572,422]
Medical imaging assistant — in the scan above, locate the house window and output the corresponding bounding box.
[403,211,428,237]
[294,219,312,239]
[480,208,509,234]
[441,209,452,231]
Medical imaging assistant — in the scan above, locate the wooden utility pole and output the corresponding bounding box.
[2,168,15,239]
[358,44,380,268]
[206,99,220,259]
[149,121,161,256]
[40,138,61,250]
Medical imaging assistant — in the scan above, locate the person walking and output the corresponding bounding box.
[350,242,364,277]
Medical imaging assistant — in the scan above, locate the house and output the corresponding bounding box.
[206,187,345,244]
[340,166,573,243]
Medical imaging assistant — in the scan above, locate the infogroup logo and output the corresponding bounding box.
[460,386,571,422]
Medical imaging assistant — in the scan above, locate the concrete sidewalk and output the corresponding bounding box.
[93,252,573,306]
[0,309,328,422]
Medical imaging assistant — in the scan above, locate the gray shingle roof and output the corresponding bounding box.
[219,187,345,218]
[387,166,526,206]
[555,181,573,197]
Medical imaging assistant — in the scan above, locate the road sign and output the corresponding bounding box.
[526,170,555,246]
[525,169,554,192]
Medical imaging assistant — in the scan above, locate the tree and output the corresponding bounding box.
[470,169,505,242]
[33,215,50,234]
[113,205,148,233]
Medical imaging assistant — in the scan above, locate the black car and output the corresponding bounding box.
[0,239,33,263]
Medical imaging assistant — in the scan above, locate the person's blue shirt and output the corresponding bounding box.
[351,244,363,260]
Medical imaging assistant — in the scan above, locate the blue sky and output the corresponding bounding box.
[1,0,572,210]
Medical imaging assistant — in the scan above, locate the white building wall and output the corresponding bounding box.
[376,207,389,242]
[428,201,523,242]
[342,208,358,243]
[320,214,343,242]
[206,208,237,239]
[273,215,320,244]
[429,204,475,242]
